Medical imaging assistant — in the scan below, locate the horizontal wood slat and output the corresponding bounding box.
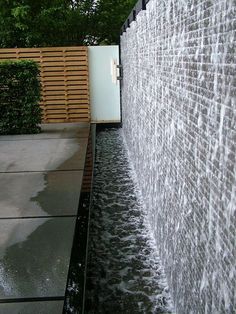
[0,46,90,123]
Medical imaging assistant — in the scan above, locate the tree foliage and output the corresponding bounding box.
[0,0,136,47]
[95,0,136,44]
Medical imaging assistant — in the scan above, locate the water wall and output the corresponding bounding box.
[120,1,236,313]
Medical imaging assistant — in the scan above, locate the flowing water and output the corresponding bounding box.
[85,129,172,314]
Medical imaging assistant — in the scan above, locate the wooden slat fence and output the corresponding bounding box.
[0,47,90,123]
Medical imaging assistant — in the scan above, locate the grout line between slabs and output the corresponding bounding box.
[0,169,84,174]
[0,296,65,304]
[0,215,78,220]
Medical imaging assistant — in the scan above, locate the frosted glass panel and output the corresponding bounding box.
[88,46,121,123]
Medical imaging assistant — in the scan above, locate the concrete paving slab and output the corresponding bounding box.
[0,301,64,314]
[42,122,90,139]
[0,171,82,218]
[0,123,90,307]
[0,138,88,172]
[0,217,75,299]
[0,123,90,141]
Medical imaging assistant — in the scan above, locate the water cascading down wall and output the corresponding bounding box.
[120,1,235,313]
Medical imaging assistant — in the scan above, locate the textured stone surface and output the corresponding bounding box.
[121,1,236,313]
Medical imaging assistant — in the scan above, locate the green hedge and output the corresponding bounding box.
[0,60,41,135]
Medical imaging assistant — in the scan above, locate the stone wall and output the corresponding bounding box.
[120,1,236,313]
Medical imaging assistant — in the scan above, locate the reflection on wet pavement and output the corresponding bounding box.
[0,123,89,313]
[0,171,82,218]
[0,300,64,314]
[0,138,87,172]
[0,217,75,299]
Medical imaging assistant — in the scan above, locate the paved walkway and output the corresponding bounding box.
[0,123,89,313]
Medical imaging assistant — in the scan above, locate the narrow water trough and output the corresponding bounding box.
[81,127,172,313]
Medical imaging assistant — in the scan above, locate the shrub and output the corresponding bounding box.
[0,59,41,135]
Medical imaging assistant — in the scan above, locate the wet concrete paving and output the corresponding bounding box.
[0,138,88,172]
[0,300,64,314]
[0,123,89,313]
[0,171,82,218]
